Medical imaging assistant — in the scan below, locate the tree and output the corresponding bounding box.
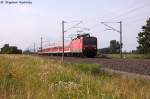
[98,40,120,54]
[1,44,10,54]
[137,18,150,54]
[0,44,22,54]
[110,40,120,54]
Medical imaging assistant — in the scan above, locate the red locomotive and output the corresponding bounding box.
[38,34,97,57]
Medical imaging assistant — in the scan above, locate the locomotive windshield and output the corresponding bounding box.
[84,37,97,45]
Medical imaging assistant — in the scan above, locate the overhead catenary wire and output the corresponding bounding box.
[110,3,150,20]
[64,21,83,32]
[87,1,150,33]
[99,0,146,20]
[86,0,150,32]
[125,16,150,23]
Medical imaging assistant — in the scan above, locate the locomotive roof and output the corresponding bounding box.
[72,33,90,40]
[77,33,90,38]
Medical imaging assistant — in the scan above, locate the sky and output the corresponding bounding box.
[0,0,150,51]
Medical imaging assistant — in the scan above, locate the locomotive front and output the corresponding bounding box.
[83,35,97,57]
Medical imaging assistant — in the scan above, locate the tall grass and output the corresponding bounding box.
[0,55,150,99]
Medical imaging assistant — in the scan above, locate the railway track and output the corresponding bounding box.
[39,55,150,79]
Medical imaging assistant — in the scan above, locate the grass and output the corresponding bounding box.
[0,55,150,99]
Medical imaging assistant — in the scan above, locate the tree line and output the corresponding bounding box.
[98,40,121,54]
[0,44,22,54]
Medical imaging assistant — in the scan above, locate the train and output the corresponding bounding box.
[38,33,97,57]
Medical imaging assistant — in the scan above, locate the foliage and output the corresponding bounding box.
[137,18,150,54]
[0,55,150,99]
[0,44,22,54]
[98,48,111,54]
[98,40,120,54]
[110,40,120,54]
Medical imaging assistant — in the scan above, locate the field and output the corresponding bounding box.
[0,55,150,99]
